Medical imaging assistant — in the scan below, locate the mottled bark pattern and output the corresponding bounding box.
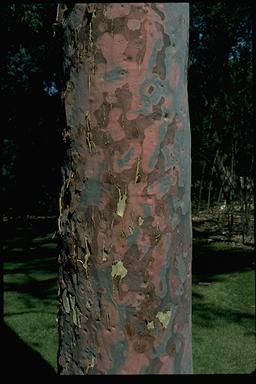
[58,3,192,374]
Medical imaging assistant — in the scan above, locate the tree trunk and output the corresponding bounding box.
[197,161,206,213]
[57,3,192,375]
[207,149,219,211]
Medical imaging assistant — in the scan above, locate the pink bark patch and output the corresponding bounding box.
[84,148,104,178]
[163,96,173,110]
[137,231,151,260]
[97,22,107,33]
[142,121,161,173]
[147,180,168,200]
[96,330,113,372]
[159,354,175,374]
[113,142,141,173]
[149,237,165,293]
[105,3,131,19]
[106,107,125,142]
[116,290,145,310]
[169,274,181,299]
[127,19,141,31]
[152,214,168,232]
[170,61,180,90]
[118,347,149,374]
[95,299,126,372]
[96,33,128,66]
[125,110,140,121]
[125,182,157,225]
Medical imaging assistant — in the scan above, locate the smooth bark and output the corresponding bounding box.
[58,3,192,374]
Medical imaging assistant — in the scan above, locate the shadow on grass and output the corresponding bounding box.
[4,246,58,303]
[192,297,255,329]
[4,276,57,301]
[192,238,255,340]
[4,247,57,271]
[3,322,56,376]
[192,239,255,283]
[3,216,57,250]
[4,217,58,302]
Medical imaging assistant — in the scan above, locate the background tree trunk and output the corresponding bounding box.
[57,3,192,374]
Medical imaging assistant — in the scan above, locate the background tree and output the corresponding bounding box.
[1,4,63,216]
[189,2,253,242]
[57,3,192,374]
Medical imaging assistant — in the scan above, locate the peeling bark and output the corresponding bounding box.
[58,3,192,375]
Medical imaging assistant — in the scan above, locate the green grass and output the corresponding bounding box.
[192,270,255,373]
[3,221,255,374]
[3,220,58,372]
[192,239,255,373]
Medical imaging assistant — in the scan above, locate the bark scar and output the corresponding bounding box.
[116,186,128,217]
[85,356,95,374]
[135,156,141,183]
[85,112,96,153]
[78,236,92,275]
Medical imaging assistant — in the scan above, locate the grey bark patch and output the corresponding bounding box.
[105,67,128,82]
[127,227,139,246]
[161,146,175,171]
[153,31,171,80]
[108,340,128,373]
[148,122,168,170]
[172,213,180,229]
[172,195,189,216]
[117,147,134,167]
[140,74,167,113]
[141,203,152,218]
[81,178,102,205]
[177,254,186,283]
[159,175,172,195]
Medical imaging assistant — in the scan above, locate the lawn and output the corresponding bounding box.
[192,239,255,373]
[3,218,255,374]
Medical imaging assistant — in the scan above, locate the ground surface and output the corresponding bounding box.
[3,213,255,374]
